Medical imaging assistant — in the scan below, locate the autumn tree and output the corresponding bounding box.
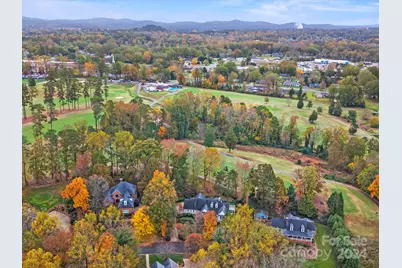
[131,206,156,240]
[368,175,379,199]
[112,130,134,171]
[23,248,62,268]
[142,170,178,235]
[43,231,72,264]
[203,211,218,241]
[99,205,122,229]
[61,177,90,212]
[67,214,99,266]
[32,212,59,238]
[202,148,220,186]
[185,233,205,253]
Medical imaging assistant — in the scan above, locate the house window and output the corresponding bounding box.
[210,203,213,208]
[290,223,294,231]
[124,200,127,206]
[301,225,305,233]
[215,203,218,208]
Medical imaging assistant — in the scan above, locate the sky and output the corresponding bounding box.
[22,0,379,25]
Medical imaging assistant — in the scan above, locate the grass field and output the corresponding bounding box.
[23,110,94,142]
[303,224,337,268]
[181,140,378,240]
[24,83,137,117]
[22,78,46,85]
[23,184,65,211]
[171,87,374,138]
[138,254,184,267]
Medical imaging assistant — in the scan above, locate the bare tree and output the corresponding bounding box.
[86,175,110,213]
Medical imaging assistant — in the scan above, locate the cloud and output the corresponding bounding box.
[248,0,378,19]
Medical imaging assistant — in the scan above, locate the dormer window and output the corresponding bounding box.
[215,203,218,208]
[124,200,127,206]
[210,202,213,208]
[301,225,305,233]
[290,223,294,231]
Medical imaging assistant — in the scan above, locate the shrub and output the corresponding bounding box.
[296,159,302,165]
[369,117,379,128]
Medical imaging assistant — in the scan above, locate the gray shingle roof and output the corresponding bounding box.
[164,258,179,268]
[104,181,136,203]
[117,192,135,209]
[151,261,165,268]
[271,214,315,239]
[183,194,229,215]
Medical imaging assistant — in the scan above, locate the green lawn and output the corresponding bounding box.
[22,78,46,85]
[138,254,184,268]
[23,184,66,211]
[172,87,373,138]
[24,83,137,117]
[23,110,95,142]
[303,224,337,268]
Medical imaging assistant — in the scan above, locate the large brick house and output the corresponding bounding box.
[271,213,316,245]
[183,193,235,222]
[103,179,136,215]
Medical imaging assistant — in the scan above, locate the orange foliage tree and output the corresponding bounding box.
[203,211,217,240]
[84,62,97,76]
[158,126,166,138]
[61,177,89,211]
[368,175,379,199]
[144,51,152,63]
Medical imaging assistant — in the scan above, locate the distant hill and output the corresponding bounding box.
[22,17,379,32]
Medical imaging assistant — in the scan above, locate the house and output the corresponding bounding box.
[315,92,329,98]
[309,83,321,88]
[283,81,301,87]
[103,179,137,215]
[271,214,316,245]
[183,193,235,222]
[151,258,179,268]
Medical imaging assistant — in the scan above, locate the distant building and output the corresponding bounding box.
[183,193,235,222]
[283,81,301,87]
[103,179,137,215]
[271,214,316,245]
[314,59,349,65]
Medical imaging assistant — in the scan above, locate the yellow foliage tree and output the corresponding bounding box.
[203,148,220,184]
[23,248,62,268]
[61,177,89,211]
[191,248,207,263]
[99,205,121,229]
[203,211,217,241]
[191,57,198,65]
[31,212,58,238]
[131,206,156,240]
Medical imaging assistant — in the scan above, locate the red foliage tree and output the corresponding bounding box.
[185,233,205,253]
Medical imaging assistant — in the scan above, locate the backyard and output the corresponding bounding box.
[22,183,66,211]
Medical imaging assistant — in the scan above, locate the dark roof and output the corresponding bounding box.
[151,258,178,268]
[164,258,179,268]
[117,192,135,209]
[183,194,229,216]
[104,181,136,203]
[271,214,315,239]
[151,261,165,268]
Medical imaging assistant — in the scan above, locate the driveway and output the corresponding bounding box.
[139,241,185,254]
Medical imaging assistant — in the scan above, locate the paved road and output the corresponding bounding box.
[139,241,185,254]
